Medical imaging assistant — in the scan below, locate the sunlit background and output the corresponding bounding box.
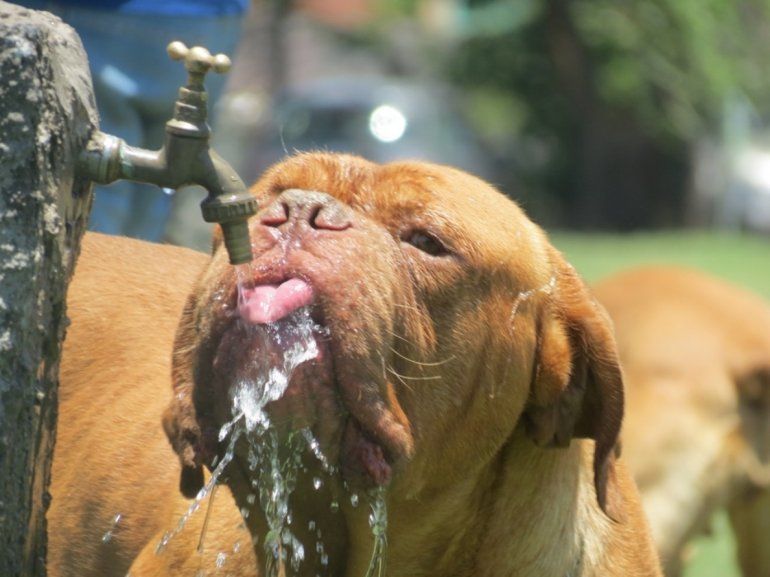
[209,2,770,575]
[217,0,770,237]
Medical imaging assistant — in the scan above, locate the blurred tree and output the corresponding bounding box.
[387,0,770,228]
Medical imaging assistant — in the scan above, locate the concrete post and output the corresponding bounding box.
[0,2,96,575]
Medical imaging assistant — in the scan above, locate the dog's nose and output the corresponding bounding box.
[260,189,352,231]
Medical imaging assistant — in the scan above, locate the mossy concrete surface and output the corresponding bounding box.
[0,2,96,575]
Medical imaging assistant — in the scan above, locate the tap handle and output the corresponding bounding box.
[167,41,231,89]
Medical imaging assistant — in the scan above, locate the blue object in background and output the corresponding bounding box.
[19,0,247,241]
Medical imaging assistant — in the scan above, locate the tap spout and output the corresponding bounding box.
[196,149,258,267]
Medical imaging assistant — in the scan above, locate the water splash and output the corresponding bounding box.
[197,483,220,554]
[363,487,388,577]
[235,262,255,311]
[303,428,337,475]
[249,428,306,576]
[155,433,238,555]
[509,276,557,330]
[152,303,389,576]
[229,312,320,432]
[223,307,324,576]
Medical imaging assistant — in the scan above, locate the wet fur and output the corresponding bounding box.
[595,266,770,577]
[50,153,661,576]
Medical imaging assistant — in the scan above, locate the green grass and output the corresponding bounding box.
[550,231,770,299]
[683,513,739,577]
[550,230,770,577]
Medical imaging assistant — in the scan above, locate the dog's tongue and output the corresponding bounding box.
[239,279,314,324]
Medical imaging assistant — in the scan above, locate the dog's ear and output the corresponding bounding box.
[523,248,625,521]
[162,291,212,499]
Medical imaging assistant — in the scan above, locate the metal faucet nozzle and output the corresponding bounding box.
[77,41,257,265]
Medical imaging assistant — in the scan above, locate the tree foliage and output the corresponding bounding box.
[570,0,770,140]
[441,0,770,227]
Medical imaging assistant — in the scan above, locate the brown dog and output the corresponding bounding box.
[50,153,661,577]
[47,233,248,576]
[595,266,770,577]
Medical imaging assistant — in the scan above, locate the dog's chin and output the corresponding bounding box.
[210,311,396,489]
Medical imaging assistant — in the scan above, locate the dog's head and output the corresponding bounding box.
[163,153,624,519]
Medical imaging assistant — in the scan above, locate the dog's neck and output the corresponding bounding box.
[355,433,610,577]
[226,434,609,577]
[471,434,610,577]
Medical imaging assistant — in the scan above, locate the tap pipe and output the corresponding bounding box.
[75,42,258,265]
[78,133,257,266]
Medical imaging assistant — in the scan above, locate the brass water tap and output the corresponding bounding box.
[77,41,257,265]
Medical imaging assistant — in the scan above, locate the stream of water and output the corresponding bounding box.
[147,270,389,576]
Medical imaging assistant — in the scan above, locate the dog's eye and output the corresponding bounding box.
[401,230,449,256]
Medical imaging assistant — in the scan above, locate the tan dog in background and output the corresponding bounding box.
[50,153,661,576]
[48,234,259,575]
[595,266,770,577]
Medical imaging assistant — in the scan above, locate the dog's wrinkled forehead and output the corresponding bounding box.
[254,153,549,275]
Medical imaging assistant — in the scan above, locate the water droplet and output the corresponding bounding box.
[216,552,227,568]
[312,477,322,490]
[290,538,305,569]
[155,531,172,554]
[350,493,359,507]
[330,500,339,513]
[101,513,122,543]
